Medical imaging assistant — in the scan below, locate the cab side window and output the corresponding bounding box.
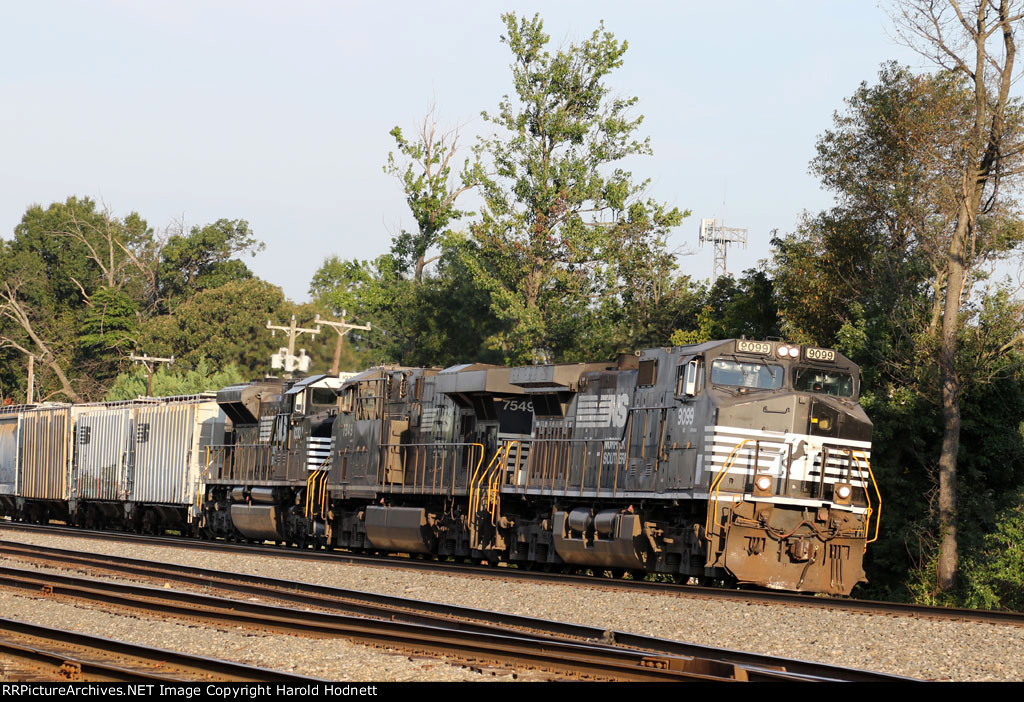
[676,357,704,396]
[339,387,355,414]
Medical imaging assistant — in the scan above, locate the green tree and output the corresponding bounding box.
[309,254,414,365]
[105,357,249,400]
[889,1,1024,590]
[385,109,478,283]
[309,243,499,368]
[774,59,1024,598]
[157,219,263,308]
[0,197,156,401]
[468,13,685,363]
[78,286,138,355]
[139,278,294,376]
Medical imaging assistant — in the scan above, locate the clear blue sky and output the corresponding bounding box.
[0,1,932,301]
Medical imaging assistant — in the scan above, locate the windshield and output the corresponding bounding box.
[310,387,338,407]
[794,368,854,397]
[711,359,784,390]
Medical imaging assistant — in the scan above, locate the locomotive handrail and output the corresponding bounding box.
[851,450,882,544]
[470,443,509,517]
[197,445,219,510]
[204,443,275,483]
[303,466,330,519]
[304,470,316,518]
[704,439,752,541]
[487,441,520,522]
[515,434,628,496]
[373,440,485,495]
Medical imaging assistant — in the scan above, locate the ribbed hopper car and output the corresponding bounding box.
[0,395,223,533]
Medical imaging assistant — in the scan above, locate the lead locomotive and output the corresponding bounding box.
[199,339,879,595]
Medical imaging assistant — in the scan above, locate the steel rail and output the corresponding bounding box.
[0,539,908,682]
[0,616,325,682]
[3,520,1020,629]
[0,561,815,682]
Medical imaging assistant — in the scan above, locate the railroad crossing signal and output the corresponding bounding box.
[267,315,320,378]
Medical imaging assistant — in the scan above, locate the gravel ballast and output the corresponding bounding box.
[1,530,1021,682]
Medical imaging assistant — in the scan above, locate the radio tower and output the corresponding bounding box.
[699,218,748,282]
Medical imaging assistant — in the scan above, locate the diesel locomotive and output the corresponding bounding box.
[0,339,880,595]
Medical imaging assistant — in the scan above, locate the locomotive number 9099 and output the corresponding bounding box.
[735,340,772,355]
[804,347,836,362]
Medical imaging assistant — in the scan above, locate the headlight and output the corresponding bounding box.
[753,474,773,496]
[777,345,800,358]
[834,483,853,504]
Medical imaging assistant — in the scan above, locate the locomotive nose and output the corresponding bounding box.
[716,394,871,444]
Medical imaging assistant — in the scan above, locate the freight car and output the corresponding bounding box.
[0,395,223,532]
[198,339,881,595]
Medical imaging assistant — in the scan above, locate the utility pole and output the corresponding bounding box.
[130,353,174,397]
[315,311,371,375]
[699,218,748,282]
[267,315,320,378]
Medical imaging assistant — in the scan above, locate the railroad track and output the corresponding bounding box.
[3,520,1020,629]
[0,539,906,682]
[0,616,324,682]
[0,560,824,682]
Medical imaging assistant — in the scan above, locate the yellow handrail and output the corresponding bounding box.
[851,450,882,544]
[470,444,508,516]
[195,445,222,510]
[704,439,751,542]
[304,470,316,518]
[463,442,486,504]
[487,441,519,521]
[319,470,329,519]
[303,451,333,520]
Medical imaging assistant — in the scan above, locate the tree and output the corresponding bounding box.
[105,357,248,400]
[385,108,478,283]
[309,243,500,368]
[157,219,263,308]
[469,13,684,363]
[139,278,296,376]
[775,55,1024,596]
[892,0,1024,590]
[0,197,156,401]
[309,254,415,365]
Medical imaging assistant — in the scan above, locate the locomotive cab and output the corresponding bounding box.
[691,340,879,593]
[204,374,344,544]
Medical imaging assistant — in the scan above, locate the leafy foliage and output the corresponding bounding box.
[468,13,686,363]
[78,286,139,354]
[157,219,263,308]
[140,278,298,375]
[774,62,1024,601]
[105,357,249,400]
[385,114,477,282]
